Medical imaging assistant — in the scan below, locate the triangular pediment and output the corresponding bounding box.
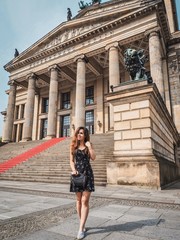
[5,0,161,71]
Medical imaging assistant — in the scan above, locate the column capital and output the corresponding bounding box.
[26,73,38,80]
[105,42,119,51]
[144,27,161,38]
[74,54,89,63]
[8,80,17,86]
[48,64,61,72]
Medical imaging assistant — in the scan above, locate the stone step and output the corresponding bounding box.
[0,133,113,185]
[0,175,107,183]
[0,171,107,177]
[0,177,107,186]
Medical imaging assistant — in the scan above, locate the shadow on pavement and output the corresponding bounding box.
[87,218,163,236]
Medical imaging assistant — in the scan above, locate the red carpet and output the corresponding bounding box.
[0,138,65,173]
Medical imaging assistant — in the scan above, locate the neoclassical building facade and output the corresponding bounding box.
[1,0,180,187]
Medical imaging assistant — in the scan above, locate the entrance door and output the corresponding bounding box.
[41,119,48,139]
[19,123,23,141]
[61,115,70,137]
[85,110,94,134]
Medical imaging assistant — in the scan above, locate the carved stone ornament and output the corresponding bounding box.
[26,73,38,80]
[37,23,103,54]
[48,64,61,72]
[8,80,17,86]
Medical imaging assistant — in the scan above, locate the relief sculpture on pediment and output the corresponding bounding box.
[37,23,104,53]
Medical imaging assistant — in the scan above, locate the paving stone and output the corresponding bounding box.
[99,218,144,234]
[135,225,180,240]
[159,210,180,221]
[117,212,160,224]
[12,230,75,240]
[47,215,79,238]
[157,218,180,230]
[103,231,159,240]
[89,206,124,220]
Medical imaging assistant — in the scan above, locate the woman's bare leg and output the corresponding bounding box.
[76,192,82,219]
[79,191,91,232]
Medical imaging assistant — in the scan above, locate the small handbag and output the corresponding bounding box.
[71,172,87,188]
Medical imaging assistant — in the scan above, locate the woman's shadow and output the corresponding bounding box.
[86,218,163,236]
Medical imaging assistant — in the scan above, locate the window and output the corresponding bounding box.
[61,115,70,137]
[21,104,25,119]
[86,86,94,105]
[15,106,19,119]
[85,110,94,134]
[42,98,49,113]
[62,92,70,109]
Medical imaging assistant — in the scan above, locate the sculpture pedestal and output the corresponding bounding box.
[107,80,180,189]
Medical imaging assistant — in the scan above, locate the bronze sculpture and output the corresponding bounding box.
[124,48,152,83]
[67,8,72,21]
[14,48,19,58]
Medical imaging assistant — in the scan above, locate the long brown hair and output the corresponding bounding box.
[70,127,90,155]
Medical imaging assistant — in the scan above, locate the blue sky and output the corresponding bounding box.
[0,0,179,137]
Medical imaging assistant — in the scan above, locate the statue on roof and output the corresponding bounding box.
[92,0,101,4]
[67,8,72,21]
[14,48,19,58]
[78,0,101,10]
[78,1,89,10]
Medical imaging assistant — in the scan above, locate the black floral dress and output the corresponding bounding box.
[70,148,95,192]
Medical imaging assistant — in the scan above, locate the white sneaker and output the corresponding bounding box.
[77,231,85,239]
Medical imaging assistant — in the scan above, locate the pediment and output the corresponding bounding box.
[5,0,161,71]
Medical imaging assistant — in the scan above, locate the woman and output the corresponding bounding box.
[70,126,96,240]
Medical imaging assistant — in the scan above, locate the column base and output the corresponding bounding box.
[21,138,32,142]
[44,135,56,140]
[2,139,12,143]
[107,156,160,189]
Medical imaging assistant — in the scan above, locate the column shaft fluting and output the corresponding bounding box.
[46,65,59,138]
[23,74,36,141]
[3,82,17,142]
[149,31,164,99]
[75,58,86,128]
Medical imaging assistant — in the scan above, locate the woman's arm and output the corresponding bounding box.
[70,152,78,174]
[85,141,96,160]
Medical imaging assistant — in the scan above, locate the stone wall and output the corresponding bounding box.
[107,80,180,188]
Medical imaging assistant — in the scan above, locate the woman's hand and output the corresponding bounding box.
[71,170,78,175]
[85,141,92,149]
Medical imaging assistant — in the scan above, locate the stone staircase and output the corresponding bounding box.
[0,133,113,186]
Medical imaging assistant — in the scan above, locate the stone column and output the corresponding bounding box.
[164,0,175,33]
[149,31,165,99]
[32,94,40,140]
[46,65,60,139]
[105,42,120,130]
[22,73,37,141]
[74,55,87,128]
[3,81,17,142]
[106,42,120,88]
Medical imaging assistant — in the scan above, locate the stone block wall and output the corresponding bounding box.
[107,81,180,188]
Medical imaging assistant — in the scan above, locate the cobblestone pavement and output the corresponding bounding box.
[0,180,180,240]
